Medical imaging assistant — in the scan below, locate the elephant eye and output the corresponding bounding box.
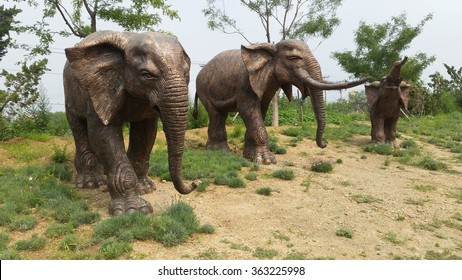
[287,55,303,61]
[141,70,157,80]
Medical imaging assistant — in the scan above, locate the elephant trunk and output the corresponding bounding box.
[308,87,327,149]
[387,56,408,84]
[160,77,197,195]
[304,76,370,90]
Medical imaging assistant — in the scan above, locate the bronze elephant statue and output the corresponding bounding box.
[193,39,368,164]
[365,57,410,147]
[63,31,196,216]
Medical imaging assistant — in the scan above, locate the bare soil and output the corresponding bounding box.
[2,127,462,259]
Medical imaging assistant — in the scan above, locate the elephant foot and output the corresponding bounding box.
[75,171,107,189]
[206,140,231,150]
[243,145,277,165]
[137,176,156,195]
[108,196,153,216]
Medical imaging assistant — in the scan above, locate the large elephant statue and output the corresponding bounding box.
[365,56,410,147]
[64,31,196,216]
[193,39,369,164]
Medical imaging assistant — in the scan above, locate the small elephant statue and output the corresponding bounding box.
[365,56,410,147]
[193,39,368,164]
[64,31,196,216]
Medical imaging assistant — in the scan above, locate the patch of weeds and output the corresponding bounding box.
[416,156,448,171]
[14,234,46,251]
[311,158,334,173]
[414,184,436,192]
[363,143,393,155]
[336,158,343,164]
[8,215,37,232]
[425,250,462,260]
[229,124,244,139]
[250,164,260,171]
[447,188,462,203]
[396,214,406,221]
[256,187,273,196]
[245,172,257,181]
[283,251,308,260]
[453,213,462,222]
[336,228,353,238]
[51,144,70,163]
[45,223,75,238]
[214,172,245,188]
[150,148,249,188]
[253,247,278,259]
[152,202,200,247]
[405,198,430,206]
[272,169,295,180]
[196,248,220,260]
[46,162,73,182]
[100,237,132,260]
[198,224,215,234]
[351,194,382,204]
[222,239,252,252]
[301,176,313,191]
[360,155,367,159]
[383,232,404,245]
[197,179,210,192]
[272,231,290,242]
[60,234,80,251]
[0,232,9,251]
[340,180,352,187]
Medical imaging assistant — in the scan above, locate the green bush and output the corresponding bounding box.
[256,187,273,196]
[188,102,209,129]
[272,169,295,180]
[311,158,334,173]
[14,234,46,251]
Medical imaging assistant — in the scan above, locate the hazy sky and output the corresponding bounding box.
[2,0,461,112]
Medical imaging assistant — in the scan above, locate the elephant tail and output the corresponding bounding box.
[192,92,199,120]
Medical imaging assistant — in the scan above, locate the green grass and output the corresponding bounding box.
[416,156,448,171]
[351,194,382,204]
[272,169,295,180]
[383,232,404,245]
[14,234,46,251]
[256,187,273,196]
[414,184,436,192]
[311,158,334,173]
[149,148,248,188]
[245,172,257,181]
[253,247,278,259]
[335,228,353,238]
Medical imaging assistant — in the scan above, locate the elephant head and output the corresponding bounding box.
[365,56,410,111]
[65,31,196,195]
[241,39,369,148]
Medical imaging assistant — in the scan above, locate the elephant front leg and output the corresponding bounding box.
[67,113,106,189]
[240,105,276,165]
[370,115,386,143]
[206,109,230,150]
[127,118,158,195]
[87,117,153,216]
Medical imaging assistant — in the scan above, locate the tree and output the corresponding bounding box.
[44,0,180,38]
[1,1,51,116]
[0,5,21,59]
[444,64,462,109]
[203,0,343,126]
[331,13,435,83]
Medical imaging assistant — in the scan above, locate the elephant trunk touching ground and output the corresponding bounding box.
[160,76,197,194]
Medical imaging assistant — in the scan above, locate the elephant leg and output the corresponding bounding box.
[86,114,153,216]
[384,118,399,148]
[370,116,386,143]
[206,108,230,150]
[127,118,158,195]
[240,102,276,165]
[66,112,106,189]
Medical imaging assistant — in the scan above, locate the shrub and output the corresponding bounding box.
[14,234,46,251]
[256,187,273,196]
[417,157,448,171]
[188,102,208,129]
[311,158,334,173]
[272,169,295,180]
[245,172,257,181]
[336,228,353,238]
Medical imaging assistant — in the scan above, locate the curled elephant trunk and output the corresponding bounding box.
[387,56,408,84]
[160,79,197,195]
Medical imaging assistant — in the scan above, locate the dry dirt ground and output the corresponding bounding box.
[2,126,462,260]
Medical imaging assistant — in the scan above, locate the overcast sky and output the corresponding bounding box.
[2,0,461,112]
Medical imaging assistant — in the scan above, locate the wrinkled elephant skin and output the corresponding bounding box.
[365,57,410,147]
[64,31,196,216]
[194,39,368,164]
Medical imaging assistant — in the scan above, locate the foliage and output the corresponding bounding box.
[272,169,295,180]
[149,148,248,188]
[335,228,353,238]
[331,13,435,83]
[310,158,334,173]
[43,0,180,38]
[14,234,46,251]
[256,187,273,196]
[1,2,52,118]
[188,102,209,129]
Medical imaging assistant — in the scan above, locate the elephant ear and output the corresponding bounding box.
[65,32,129,125]
[399,81,410,110]
[241,43,277,99]
[364,81,381,111]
